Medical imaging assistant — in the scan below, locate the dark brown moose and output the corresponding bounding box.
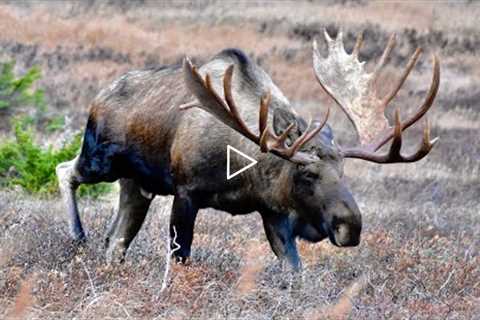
[57,30,440,269]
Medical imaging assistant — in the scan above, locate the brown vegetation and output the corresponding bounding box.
[0,1,479,319]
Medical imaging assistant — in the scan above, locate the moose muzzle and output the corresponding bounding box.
[326,185,362,247]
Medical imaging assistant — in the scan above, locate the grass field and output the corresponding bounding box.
[0,1,479,319]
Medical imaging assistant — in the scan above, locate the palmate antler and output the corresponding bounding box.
[313,30,440,163]
[182,58,330,164]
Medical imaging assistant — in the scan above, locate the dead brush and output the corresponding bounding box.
[304,275,367,320]
[0,1,479,319]
[236,240,265,297]
[5,273,37,320]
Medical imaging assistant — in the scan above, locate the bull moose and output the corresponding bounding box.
[56,30,439,269]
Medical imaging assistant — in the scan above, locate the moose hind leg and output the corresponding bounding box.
[106,179,153,264]
[56,156,85,242]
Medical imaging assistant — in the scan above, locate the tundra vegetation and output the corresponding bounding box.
[0,1,479,319]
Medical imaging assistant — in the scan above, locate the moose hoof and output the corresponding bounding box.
[70,232,87,246]
[173,249,191,265]
[105,238,127,265]
[173,255,191,265]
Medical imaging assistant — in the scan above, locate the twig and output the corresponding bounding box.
[437,269,455,294]
[160,226,181,293]
[78,257,97,298]
[83,293,131,319]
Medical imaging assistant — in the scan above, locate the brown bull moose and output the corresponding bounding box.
[56,30,440,269]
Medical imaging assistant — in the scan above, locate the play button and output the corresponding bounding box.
[227,145,258,180]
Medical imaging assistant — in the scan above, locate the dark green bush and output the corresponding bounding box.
[0,120,111,198]
[0,61,46,111]
[0,60,66,133]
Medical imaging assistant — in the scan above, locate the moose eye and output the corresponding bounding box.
[303,171,320,181]
[326,154,335,161]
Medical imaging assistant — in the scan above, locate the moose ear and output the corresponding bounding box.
[273,108,308,143]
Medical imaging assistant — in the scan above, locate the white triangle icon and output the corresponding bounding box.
[227,145,258,180]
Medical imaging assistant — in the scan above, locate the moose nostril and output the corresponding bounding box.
[333,223,361,247]
[335,223,342,232]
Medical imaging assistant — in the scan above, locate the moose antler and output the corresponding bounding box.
[182,58,329,164]
[313,30,440,163]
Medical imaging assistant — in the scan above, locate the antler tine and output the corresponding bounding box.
[287,107,330,158]
[402,120,438,162]
[259,93,272,152]
[382,47,422,107]
[400,54,440,130]
[274,123,296,146]
[223,65,258,141]
[372,34,396,82]
[370,54,440,152]
[312,35,349,122]
[259,93,270,137]
[352,31,364,58]
[324,29,334,44]
[336,30,345,51]
[389,109,403,156]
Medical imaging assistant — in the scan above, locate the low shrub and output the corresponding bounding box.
[0,120,111,198]
[0,60,66,133]
[0,60,45,112]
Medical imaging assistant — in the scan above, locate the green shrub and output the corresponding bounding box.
[45,115,66,133]
[0,61,46,111]
[0,120,111,198]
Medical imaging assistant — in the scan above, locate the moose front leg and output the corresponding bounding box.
[260,211,301,271]
[170,193,199,263]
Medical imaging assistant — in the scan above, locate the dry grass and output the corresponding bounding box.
[0,4,301,62]
[0,1,479,319]
[305,275,367,320]
[236,240,266,297]
[6,277,33,319]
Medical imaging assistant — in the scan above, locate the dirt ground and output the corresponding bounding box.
[0,1,479,319]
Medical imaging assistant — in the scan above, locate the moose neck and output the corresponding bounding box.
[246,151,296,215]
